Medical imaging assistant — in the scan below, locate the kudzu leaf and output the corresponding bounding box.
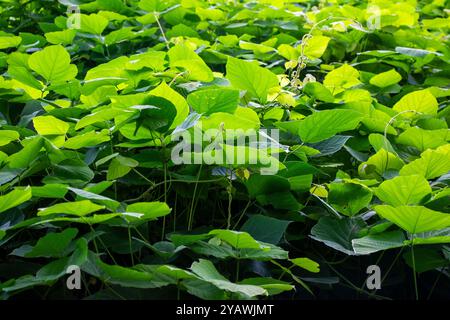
[68,13,109,35]
[150,81,189,129]
[226,56,278,103]
[199,107,260,131]
[187,87,239,115]
[64,130,110,149]
[375,205,450,234]
[239,278,294,295]
[328,181,373,216]
[125,202,171,222]
[28,45,77,83]
[359,149,404,179]
[369,69,402,88]
[297,109,363,143]
[399,144,450,179]
[303,82,334,102]
[37,200,105,217]
[190,259,267,297]
[45,29,77,45]
[0,130,19,146]
[209,229,267,250]
[375,175,431,206]
[310,216,367,255]
[396,127,449,152]
[351,230,406,255]
[0,33,21,49]
[0,187,32,214]
[32,115,69,136]
[7,136,44,169]
[241,214,291,245]
[12,228,78,258]
[323,64,361,95]
[303,35,330,59]
[68,187,120,210]
[290,258,320,273]
[107,155,138,180]
[392,89,438,117]
[403,247,449,273]
[168,43,213,82]
[29,184,68,199]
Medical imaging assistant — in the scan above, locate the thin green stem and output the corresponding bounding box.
[188,164,203,231]
[128,227,134,266]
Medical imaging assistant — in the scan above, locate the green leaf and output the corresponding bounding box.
[396,127,449,151]
[150,81,189,129]
[241,215,291,245]
[31,183,67,199]
[403,247,449,273]
[323,64,361,95]
[239,278,294,295]
[310,216,366,255]
[32,115,69,136]
[369,133,397,154]
[45,29,77,45]
[208,229,266,250]
[0,34,21,49]
[107,155,138,180]
[14,228,78,258]
[45,159,94,185]
[68,238,89,266]
[374,205,450,234]
[303,82,334,102]
[290,258,320,273]
[359,149,404,179]
[7,136,44,169]
[0,187,32,214]
[68,187,119,210]
[226,56,278,103]
[190,259,267,297]
[132,96,178,134]
[352,230,406,255]
[369,69,402,88]
[125,202,171,222]
[297,109,363,143]
[82,253,156,288]
[187,87,239,115]
[28,45,78,83]
[399,144,450,179]
[68,13,109,35]
[37,200,105,217]
[64,130,110,149]
[199,107,260,131]
[168,43,213,82]
[35,257,70,282]
[75,108,123,130]
[392,89,438,117]
[328,181,373,216]
[303,35,330,59]
[375,175,431,206]
[0,130,19,146]
[411,228,450,245]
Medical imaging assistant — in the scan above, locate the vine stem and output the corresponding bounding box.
[187,164,203,231]
[226,171,233,229]
[128,227,134,266]
[154,12,169,49]
[161,140,168,241]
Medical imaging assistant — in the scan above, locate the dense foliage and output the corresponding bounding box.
[0,0,449,300]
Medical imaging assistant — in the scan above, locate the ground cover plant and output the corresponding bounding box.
[0,0,449,300]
